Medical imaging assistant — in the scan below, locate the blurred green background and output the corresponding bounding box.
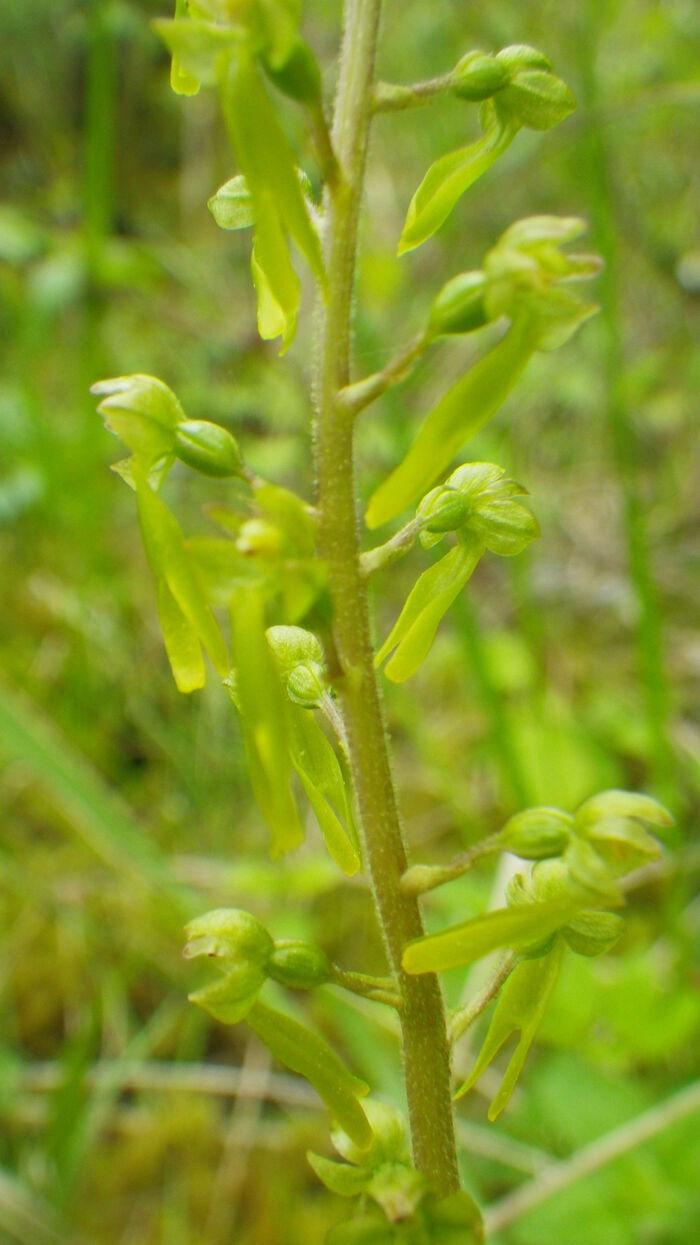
[1,1,699,1242]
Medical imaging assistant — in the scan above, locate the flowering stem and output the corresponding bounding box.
[312,0,460,1196]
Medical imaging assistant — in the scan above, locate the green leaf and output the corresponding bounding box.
[376,537,483,683]
[208,174,255,230]
[223,51,326,288]
[307,1152,372,1197]
[135,472,229,681]
[455,941,564,1118]
[398,121,517,256]
[157,579,206,693]
[229,588,304,856]
[403,898,577,974]
[366,317,540,528]
[286,704,361,875]
[246,1001,371,1150]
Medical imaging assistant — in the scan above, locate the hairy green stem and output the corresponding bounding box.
[312,0,460,1195]
[401,836,500,897]
[337,329,432,416]
[360,518,422,579]
[373,73,456,113]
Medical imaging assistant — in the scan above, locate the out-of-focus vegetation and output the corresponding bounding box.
[1,1,699,1242]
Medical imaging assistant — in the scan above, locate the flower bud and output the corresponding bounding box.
[268,940,333,990]
[495,44,553,75]
[266,625,325,674]
[174,420,242,477]
[429,270,489,336]
[452,52,510,101]
[496,807,573,860]
[183,907,274,968]
[266,626,329,705]
[332,1100,409,1168]
[286,661,327,707]
[529,858,572,903]
[563,910,625,957]
[497,70,576,132]
[236,518,285,557]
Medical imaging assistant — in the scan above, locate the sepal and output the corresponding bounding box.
[454,941,565,1118]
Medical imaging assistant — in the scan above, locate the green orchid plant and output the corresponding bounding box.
[92,2,673,1240]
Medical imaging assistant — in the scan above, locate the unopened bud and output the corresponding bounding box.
[286,661,327,707]
[497,807,572,860]
[175,420,242,477]
[452,52,510,101]
[266,625,325,674]
[332,1100,409,1168]
[496,44,553,75]
[429,270,489,337]
[529,858,572,903]
[268,940,332,990]
[497,70,576,132]
[563,910,625,957]
[236,518,285,557]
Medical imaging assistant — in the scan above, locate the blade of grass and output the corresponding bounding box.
[483,1079,700,1236]
[0,678,197,919]
[0,1166,74,1245]
[576,10,675,812]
